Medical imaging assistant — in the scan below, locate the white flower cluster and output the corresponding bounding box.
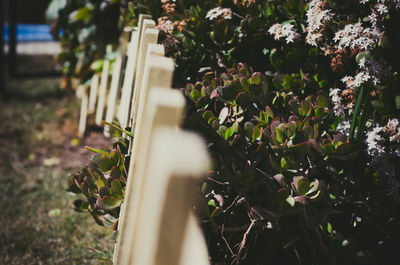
[341,71,371,90]
[333,22,382,50]
[358,57,389,85]
[157,17,174,34]
[305,0,333,46]
[366,119,400,154]
[268,23,300,43]
[366,125,384,154]
[361,0,400,28]
[329,88,345,116]
[337,120,351,135]
[206,7,232,21]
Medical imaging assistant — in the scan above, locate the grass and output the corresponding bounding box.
[0,75,114,264]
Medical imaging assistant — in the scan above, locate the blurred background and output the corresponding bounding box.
[0,1,114,264]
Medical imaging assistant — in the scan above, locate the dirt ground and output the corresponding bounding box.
[0,68,115,264]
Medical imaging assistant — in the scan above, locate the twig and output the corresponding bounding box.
[223,194,241,213]
[221,223,235,256]
[233,219,256,265]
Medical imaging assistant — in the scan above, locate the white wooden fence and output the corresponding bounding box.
[76,14,210,265]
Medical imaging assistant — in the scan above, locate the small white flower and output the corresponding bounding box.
[268,22,299,43]
[206,7,232,21]
[366,125,384,154]
[376,3,389,14]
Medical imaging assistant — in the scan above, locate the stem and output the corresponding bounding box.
[349,86,365,141]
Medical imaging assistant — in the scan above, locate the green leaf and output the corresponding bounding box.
[252,126,262,142]
[327,222,332,234]
[111,179,123,197]
[96,178,105,190]
[286,195,295,207]
[244,122,254,139]
[191,89,201,102]
[98,157,114,172]
[300,100,312,117]
[296,177,310,195]
[102,121,134,138]
[85,146,109,154]
[208,199,216,208]
[96,196,122,210]
[395,95,400,109]
[90,59,104,73]
[218,126,228,138]
[74,7,92,21]
[275,127,285,143]
[110,166,122,178]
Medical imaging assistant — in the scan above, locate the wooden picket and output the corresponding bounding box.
[118,16,155,130]
[78,85,88,137]
[104,31,130,137]
[95,46,111,125]
[88,73,100,113]
[128,127,210,265]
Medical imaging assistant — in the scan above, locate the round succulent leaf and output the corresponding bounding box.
[334,142,353,155]
[293,195,308,205]
[274,174,287,188]
[96,196,122,210]
[244,122,254,139]
[252,126,262,142]
[316,95,329,108]
[218,126,228,138]
[275,127,285,143]
[286,195,295,207]
[300,100,312,117]
[98,157,113,172]
[96,178,105,190]
[203,111,215,122]
[249,72,262,85]
[212,120,220,130]
[236,91,252,106]
[110,151,119,165]
[292,176,310,195]
[218,107,229,124]
[190,89,201,102]
[110,166,121,179]
[99,186,110,197]
[111,179,123,198]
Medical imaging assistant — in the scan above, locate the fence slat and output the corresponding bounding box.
[95,56,110,125]
[130,127,210,265]
[78,85,88,137]
[114,88,185,265]
[129,43,165,133]
[118,17,155,129]
[104,31,130,137]
[88,73,100,113]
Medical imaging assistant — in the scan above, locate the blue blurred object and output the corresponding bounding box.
[4,24,57,42]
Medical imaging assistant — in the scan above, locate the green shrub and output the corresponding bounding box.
[184,63,400,264]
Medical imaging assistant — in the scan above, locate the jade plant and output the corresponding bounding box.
[66,122,132,229]
[184,63,400,264]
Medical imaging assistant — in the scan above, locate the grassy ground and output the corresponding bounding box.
[0,74,114,264]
